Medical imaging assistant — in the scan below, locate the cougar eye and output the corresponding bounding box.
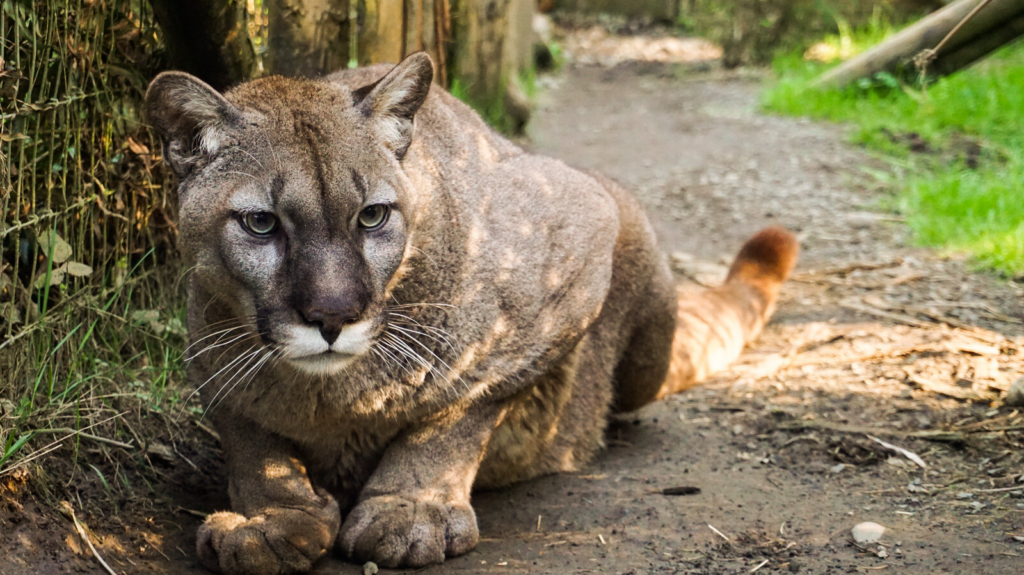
[358,204,390,230]
[241,212,279,237]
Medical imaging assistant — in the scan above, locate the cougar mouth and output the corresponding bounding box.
[281,319,377,376]
[287,350,360,376]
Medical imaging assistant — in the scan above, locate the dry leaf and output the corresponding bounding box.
[33,267,65,289]
[126,137,150,155]
[0,302,22,324]
[132,309,165,332]
[37,231,72,264]
[131,310,160,323]
[64,261,93,277]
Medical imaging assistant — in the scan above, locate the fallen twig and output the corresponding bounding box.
[868,435,927,468]
[777,420,974,444]
[794,260,904,279]
[708,524,730,541]
[35,428,134,450]
[976,485,1024,494]
[841,300,932,328]
[905,369,994,401]
[61,502,117,575]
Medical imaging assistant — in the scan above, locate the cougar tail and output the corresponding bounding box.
[657,227,799,399]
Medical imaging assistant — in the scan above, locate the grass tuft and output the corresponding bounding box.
[762,34,1024,276]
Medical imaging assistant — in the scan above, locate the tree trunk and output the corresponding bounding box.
[357,0,406,64]
[265,0,352,77]
[449,0,535,131]
[149,0,255,90]
[814,0,1024,89]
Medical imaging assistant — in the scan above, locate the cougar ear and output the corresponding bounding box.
[354,52,434,160]
[145,72,243,178]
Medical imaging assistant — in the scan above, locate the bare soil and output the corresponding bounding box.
[3,54,1024,575]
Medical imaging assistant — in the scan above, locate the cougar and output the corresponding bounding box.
[145,52,798,575]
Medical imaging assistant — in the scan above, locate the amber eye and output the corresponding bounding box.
[357,204,390,230]
[242,212,279,236]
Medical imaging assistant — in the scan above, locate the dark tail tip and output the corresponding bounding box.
[726,227,800,286]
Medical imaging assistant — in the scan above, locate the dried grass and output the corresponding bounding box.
[0,0,187,477]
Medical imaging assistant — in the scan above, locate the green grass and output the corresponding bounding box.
[762,35,1024,276]
[0,250,188,478]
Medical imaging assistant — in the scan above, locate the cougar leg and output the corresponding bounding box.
[610,265,677,413]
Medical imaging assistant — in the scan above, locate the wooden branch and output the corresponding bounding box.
[928,12,1024,77]
[814,0,1024,89]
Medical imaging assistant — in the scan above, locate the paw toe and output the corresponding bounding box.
[338,496,477,568]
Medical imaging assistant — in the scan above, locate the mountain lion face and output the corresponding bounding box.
[148,55,434,376]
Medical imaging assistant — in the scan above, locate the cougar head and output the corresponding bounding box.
[146,53,434,376]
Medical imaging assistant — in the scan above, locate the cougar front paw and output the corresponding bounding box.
[337,495,478,567]
[196,498,340,575]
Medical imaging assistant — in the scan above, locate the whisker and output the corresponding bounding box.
[222,170,258,181]
[385,328,467,392]
[203,347,264,416]
[388,324,459,360]
[182,324,250,356]
[388,302,456,310]
[237,148,265,171]
[375,339,415,378]
[185,330,254,363]
[382,333,432,373]
[408,245,439,268]
[211,346,276,413]
[382,331,466,395]
[387,320,459,355]
[177,343,259,422]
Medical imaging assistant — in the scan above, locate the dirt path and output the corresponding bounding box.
[4,59,1024,575]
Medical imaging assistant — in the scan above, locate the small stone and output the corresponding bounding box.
[1006,377,1024,407]
[956,491,974,499]
[362,562,379,575]
[830,463,846,474]
[851,522,886,544]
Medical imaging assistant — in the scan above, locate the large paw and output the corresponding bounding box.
[337,495,478,568]
[196,498,340,575]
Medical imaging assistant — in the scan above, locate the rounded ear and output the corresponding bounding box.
[354,52,434,160]
[145,71,243,178]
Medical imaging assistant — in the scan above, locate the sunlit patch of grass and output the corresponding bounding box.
[803,13,893,63]
[762,36,1024,276]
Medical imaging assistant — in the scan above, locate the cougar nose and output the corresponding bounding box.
[300,302,363,345]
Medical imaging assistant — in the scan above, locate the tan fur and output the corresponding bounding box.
[146,53,798,574]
